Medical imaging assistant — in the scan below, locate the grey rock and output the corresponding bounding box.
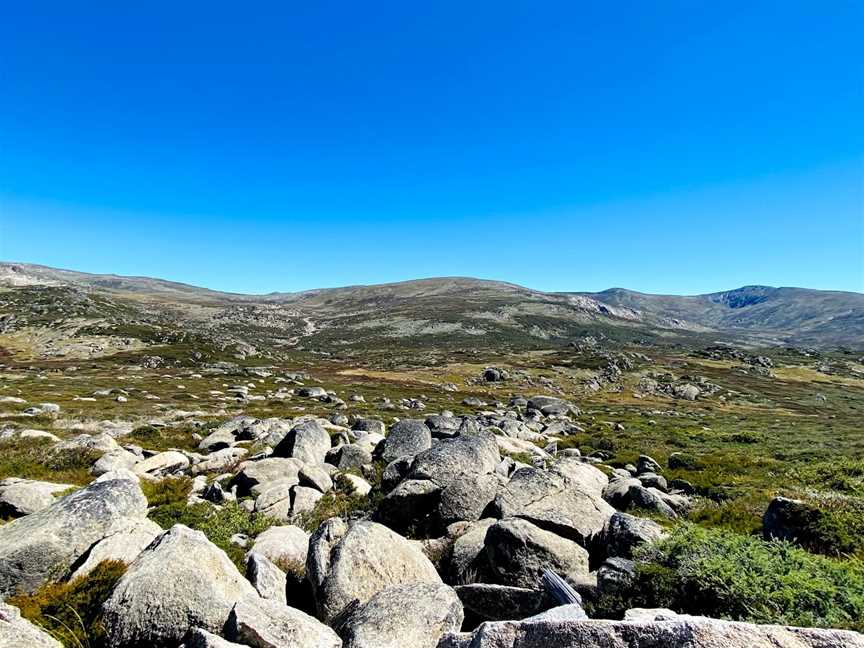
[226,598,341,648]
[410,433,500,487]
[485,518,589,589]
[381,419,432,463]
[377,479,441,530]
[0,478,73,517]
[133,450,190,477]
[103,525,258,646]
[352,418,385,435]
[455,583,551,622]
[192,447,248,475]
[438,472,498,524]
[307,519,442,623]
[603,512,664,559]
[91,448,140,476]
[449,518,496,584]
[342,583,463,648]
[494,460,614,547]
[300,463,334,492]
[249,525,310,570]
[232,457,304,496]
[0,601,63,647]
[247,552,288,604]
[597,556,637,595]
[69,517,163,580]
[273,420,332,465]
[0,478,147,596]
[334,444,373,470]
[526,396,578,416]
[184,628,247,647]
[438,614,864,648]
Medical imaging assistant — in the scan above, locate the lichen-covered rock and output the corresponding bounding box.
[225,598,341,648]
[437,610,864,647]
[380,419,432,463]
[341,583,463,648]
[247,552,288,604]
[0,478,148,596]
[0,602,63,648]
[307,519,442,623]
[102,525,258,646]
[69,517,163,579]
[484,518,589,588]
[494,460,614,547]
[0,478,74,517]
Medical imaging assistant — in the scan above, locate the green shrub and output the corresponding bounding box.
[8,560,127,648]
[296,475,380,533]
[789,459,864,496]
[600,524,864,631]
[148,499,276,568]
[768,494,864,558]
[125,425,200,452]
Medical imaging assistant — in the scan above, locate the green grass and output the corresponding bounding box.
[8,560,127,648]
[0,438,98,485]
[124,424,203,452]
[596,524,864,631]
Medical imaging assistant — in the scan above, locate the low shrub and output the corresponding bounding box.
[148,499,276,568]
[596,524,864,631]
[8,560,127,648]
[0,438,97,485]
[296,475,380,533]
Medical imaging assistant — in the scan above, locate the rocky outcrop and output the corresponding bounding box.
[438,609,864,647]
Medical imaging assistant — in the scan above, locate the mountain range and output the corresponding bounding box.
[1,261,861,353]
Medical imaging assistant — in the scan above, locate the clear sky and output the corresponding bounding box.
[1,1,862,295]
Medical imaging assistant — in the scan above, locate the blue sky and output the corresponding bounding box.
[1,1,862,294]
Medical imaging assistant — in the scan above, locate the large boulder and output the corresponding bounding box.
[484,518,590,588]
[493,460,614,547]
[0,478,74,517]
[0,478,147,596]
[307,519,442,623]
[249,525,310,569]
[602,512,664,559]
[455,583,553,622]
[438,609,864,647]
[273,420,332,465]
[225,598,341,648]
[69,518,163,580]
[232,458,304,497]
[380,419,432,463]
[0,602,63,648]
[341,583,463,648]
[526,396,578,416]
[409,433,500,487]
[102,525,258,646]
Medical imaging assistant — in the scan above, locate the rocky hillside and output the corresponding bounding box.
[585,285,864,348]
[1,262,861,360]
